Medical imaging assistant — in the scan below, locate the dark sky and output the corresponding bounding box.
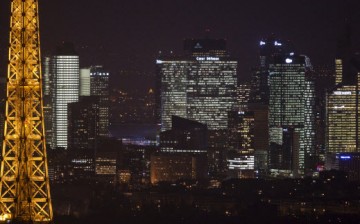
[0,0,359,89]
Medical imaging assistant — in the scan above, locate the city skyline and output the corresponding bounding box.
[0,0,359,89]
[0,1,359,223]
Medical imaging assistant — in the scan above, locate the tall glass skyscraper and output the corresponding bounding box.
[156,59,188,131]
[50,42,80,149]
[90,66,110,137]
[268,54,315,176]
[326,22,360,155]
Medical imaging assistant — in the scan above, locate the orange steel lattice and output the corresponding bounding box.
[0,0,53,222]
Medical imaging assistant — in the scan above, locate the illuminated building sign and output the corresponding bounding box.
[196,57,220,61]
[333,91,352,95]
[340,155,351,160]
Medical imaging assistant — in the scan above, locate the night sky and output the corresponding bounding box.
[0,0,359,89]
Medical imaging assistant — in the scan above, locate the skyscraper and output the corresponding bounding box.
[250,35,293,104]
[50,42,80,149]
[268,54,315,176]
[156,39,237,177]
[247,36,294,176]
[68,96,100,178]
[90,66,110,137]
[156,39,237,131]
[326,20,360,155]
[156,58,188,131]
[80,68,91,96]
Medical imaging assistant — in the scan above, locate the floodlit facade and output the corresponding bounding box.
[50,42,80,149]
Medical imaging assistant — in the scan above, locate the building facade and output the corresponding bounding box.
[156,39,237,177]
[156,39,237,132]
[268,54,315,176]
[90,66,110,137]
[50,42,80,149]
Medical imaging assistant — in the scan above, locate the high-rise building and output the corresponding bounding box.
[228,111,255,152]
[247,35,294,177]
[326,20,360,156]
[227,111,256,178]
[68,96,101,178]
[156,59,188,131]
[326,82,359,154]
[43,57,53,148]
[156,39,237,177]
[156,39,237,132]
[250,35,293,104]
[80,68,91,96]
[309,65,336,164]
[50,42,80,149]
[268,54,315,176]
[90,66,110,137]
[67,64,110,178]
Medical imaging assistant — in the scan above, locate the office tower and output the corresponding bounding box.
[68,97,100,150]
[227,111,255,178]
[0,0,53,221]
[247,35,294,177]
[157,39,237,131]
[68,63,110,178]
[326,83,359,154]
[228,111,255,152]
[68,96,101,178]
[90,66,110,137]
[250,35,293,104]
[43,57,53,148]
[156,59,188,131]
[308,65,336,163]
[50,42,80,149]
[80,68,91,96]
[268,54,315,176]
[326,20,360,155]
[156,39,237,177]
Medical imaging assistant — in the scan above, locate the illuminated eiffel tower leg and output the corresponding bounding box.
[0,0,53,222]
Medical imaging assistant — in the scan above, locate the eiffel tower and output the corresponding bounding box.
[0,0,53,222]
